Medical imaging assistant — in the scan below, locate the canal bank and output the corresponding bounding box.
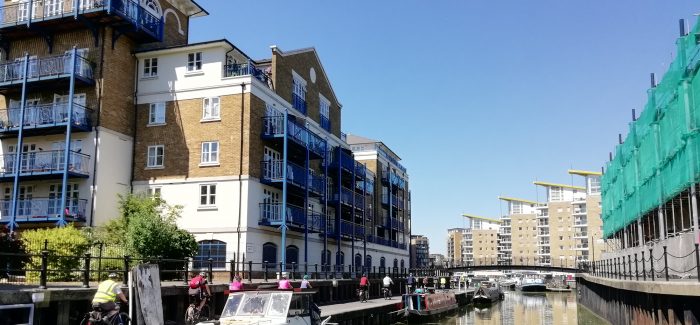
[577,274,700,325]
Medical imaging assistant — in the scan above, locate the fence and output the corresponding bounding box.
[588,243,700,282]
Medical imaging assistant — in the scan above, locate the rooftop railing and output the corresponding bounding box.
[222,62,270,86]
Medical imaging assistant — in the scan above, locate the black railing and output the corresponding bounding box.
[585,244,700,282]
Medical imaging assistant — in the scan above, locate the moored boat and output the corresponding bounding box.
[403,291,458,319]
[498,278,517,290]
[518,278,547,292]
[473,281,504,304]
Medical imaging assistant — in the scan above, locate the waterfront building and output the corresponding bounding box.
[0,0,206,231]
[460,214,500,266]
[409,235,429,268]
[497,197,539,265]
[429,253,446,268]
[447,227,467,266]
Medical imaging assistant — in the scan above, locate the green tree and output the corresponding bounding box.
[20,224,90,281]
[0,228,29,278]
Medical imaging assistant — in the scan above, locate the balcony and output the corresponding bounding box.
[292,93,306,115]
[0,150,90,180]
[354,192,364,210]
[575,244,589,250]
[261,115,326,159]
[354,161,365,178]
[0,54,94,90]
[0,197,87,223]
[308,173,324,196]
[320,115,331,132]
[537,230,550,237]
[324,148,354,173]
[223,62,270,86]
[0,0,163,42]
[574,232,588,239]
[261,160,306,188]
[330,186,353,206]
[538,250,551,256]
[338,220,363,238]
[574,219,588,227]
[258,203,307,230]
[0,103,93,137]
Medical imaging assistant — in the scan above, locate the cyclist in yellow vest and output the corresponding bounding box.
[92,273,128,318]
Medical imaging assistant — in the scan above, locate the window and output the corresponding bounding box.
[148,102,165,125]
[292,74,307,114]
[147,145,164,168]
[194,240,226,268]
[200,184,216,206]
[550,187,563,201]
[201,141,219,165]
[589,176,601,194]
[365,255,372,269]
[147,187,161,197]
[286,245,299,265]
[511,202,522,214]
[187,52,202,72]
[202,97,220,120]
[379,257,386,269]
[262,242,277,267]
[143,58,158,77]
[319,95,330,131]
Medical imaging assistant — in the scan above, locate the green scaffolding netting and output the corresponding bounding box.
[602,19,700,237]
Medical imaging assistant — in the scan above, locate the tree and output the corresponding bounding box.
[0,227,28,279]
[20,224,90,281]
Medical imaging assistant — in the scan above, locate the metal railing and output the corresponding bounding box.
[0,102,93,131]
[292,93,306,115]
[586,244,700,282]
[0,198,87,222]
[222,62,270,86]
[0,54,93,84]
[257,202,306,227]
[319,115,330,132]
[261,115,326,158]
[0,150,90,177]
[332,186,353,206]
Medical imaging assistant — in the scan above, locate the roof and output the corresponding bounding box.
[461,214,502,224]
[271,46,341,109]
[533,181,586,191]
[568,169,603,177]
[346,133,402,160]
[497,196,538,205]
[135,39,255,62]
[172,0,208,17]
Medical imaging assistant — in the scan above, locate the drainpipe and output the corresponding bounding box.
[235,83,246,272]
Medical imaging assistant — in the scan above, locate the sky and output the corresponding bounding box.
[190,0,699,255]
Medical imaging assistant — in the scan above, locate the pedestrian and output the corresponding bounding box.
[301,275,312,289]
[229,275,243,292]
[406,273,415,292]
[278,274,293,289]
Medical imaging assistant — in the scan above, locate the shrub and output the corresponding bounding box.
[21,224,90,281]
[0,228,29,278]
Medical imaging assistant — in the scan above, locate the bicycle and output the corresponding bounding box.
[185,295,211,325]
[382,287,392,300]
[357,287,368,303]
[80,305,130,325]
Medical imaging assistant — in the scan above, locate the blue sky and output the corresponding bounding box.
[190,1,699,255]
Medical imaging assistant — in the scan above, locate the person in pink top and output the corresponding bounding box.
[278,274,293,289]
[229,275,243,291]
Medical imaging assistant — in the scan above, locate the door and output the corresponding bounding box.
[48,183,79,216]
[51,140,82,172]
[64,49,89,76]
[52,93,86,125]
[15,0,38,22]
[262,189,280,222]
[19,144,37,173]
[263,147,281,180]
[17,185,33,217]
[45,0,64,16]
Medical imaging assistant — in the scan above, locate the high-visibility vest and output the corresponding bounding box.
[92,280,119,304]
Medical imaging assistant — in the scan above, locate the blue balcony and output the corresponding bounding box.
[338,220,363,238]
[0,54,94,90]
[324,149,354,173]
[0,150,90,180]
[223,62,270,86]
[320,115,331,132]
[375,237,389,246]
[354,192,364,210]
[0,0,163,42]
[258,202,306,229]
[354,161,365,178]
[0,103,93,137]
[330,186,353,206]
[0,197,87,223]
[261,115,327,159]
[292,93,306,115]
[308,212,325,233]
[261,160,306,188]
[308,173,325,196]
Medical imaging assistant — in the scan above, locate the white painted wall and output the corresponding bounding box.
[91,127,133,226]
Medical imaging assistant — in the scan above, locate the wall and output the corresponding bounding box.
[511,214,538,264]
[91,127,133,226]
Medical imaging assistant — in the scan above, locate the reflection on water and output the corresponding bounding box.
[440,291,608,325]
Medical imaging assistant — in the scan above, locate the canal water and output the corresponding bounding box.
[435,290,609,325]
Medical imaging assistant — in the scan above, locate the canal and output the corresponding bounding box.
[434,291,609,325]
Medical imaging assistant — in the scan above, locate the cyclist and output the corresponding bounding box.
[229,275,243,292]
[382,274,393,298]
[92,273,128,321]
[300,275,312,289]
[278,274,293,289]
[358,273,369,300]
[189,272,211,313]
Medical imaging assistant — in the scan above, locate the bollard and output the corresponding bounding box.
[622,256,627,280]
[39,249,48,289]
[264,262,269,282]
[649,248,655,281]
[248,261,253,283]
[184,258,190,285]
[641,251,646,281]
[208,258,214,282]
[315,264,318,280]
[279,262,283,278]
[229,259,235,282]
[628,254,633,280]
[123,255,131,286]
[634,253,639,281]
[82,253,91,288]
[663,246,669,281]
[695,244,700,283]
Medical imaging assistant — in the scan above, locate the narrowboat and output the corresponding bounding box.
[472,281,504,304]
[403,291,458,319]
[518,278,547,292]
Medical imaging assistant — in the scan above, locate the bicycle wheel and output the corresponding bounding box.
[79,314,91,325]
[199,305,211,321]
[185,305,196,325]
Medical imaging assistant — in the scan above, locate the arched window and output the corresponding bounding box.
[393,258,398,269]
[262,242,277,267]
[400,259,405,269]
[380,257,386,268]
[365,255,372,269]
[141,0,162,17]
[194,240,226,269]
[354,254,362,271]
[336,251,345,265]
[286,245,299,265]
[321,250,331,265]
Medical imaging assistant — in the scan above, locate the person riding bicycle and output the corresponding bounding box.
[92,273,128,321]
[382,274,394,297]
[189,272,211,313]
[358,273,369,298]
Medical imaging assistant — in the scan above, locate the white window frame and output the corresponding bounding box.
[202,97,220,121]
[143,57,158,77]
[200,184,217,207]
[319,95,330,118]
[292,71,307,100]
[187,52,202,72]
[146,145,164,168]
[550,187,563,202]
[200,141,219,165]
[148,102,165,125]
[147,187,161,197]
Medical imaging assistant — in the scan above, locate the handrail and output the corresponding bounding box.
[0,150,90,176]
[0,102,92,130]
[0,198,87,221]
[0,54,93,84]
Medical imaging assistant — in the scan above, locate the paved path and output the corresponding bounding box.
[320,297,402,317]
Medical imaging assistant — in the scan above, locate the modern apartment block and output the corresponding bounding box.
[0,0,206,231]
[461,214,500,266]
[497,197,539,265]
[409,235,429,268]
[0,0,411,273]
[447,227,467,266]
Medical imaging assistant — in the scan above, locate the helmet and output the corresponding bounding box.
[108,273,118,279]
[303,275,310,280]
[199,272,207,278]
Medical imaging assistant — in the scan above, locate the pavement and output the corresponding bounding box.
[319,297,402,317]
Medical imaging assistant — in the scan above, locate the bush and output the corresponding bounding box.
[0,228,29,278]
[21,224,90,281]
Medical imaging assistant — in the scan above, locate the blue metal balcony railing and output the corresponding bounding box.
[354,161,365,177]
[325,149,354,172]
[326,217,335,236]
[261,115,327,158]
[0,102,92,132]
[0,54,93,86]
[391,241,399,248]
[320,115,330,132]
[375,237,389,246]
[340,220,363,237]
[261,160,306,188]
[222,62,270,86]
[354,192,364,210]
[0,197,87,222]
[308,213,325,232]
[399,243,407,250]
[0,150,90,178]
[308,173,325,195]
[258,203,305,227]
[292,93,306,115]
[0,0,164,41]
[355,224,364,237]
[332,186,353,206]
